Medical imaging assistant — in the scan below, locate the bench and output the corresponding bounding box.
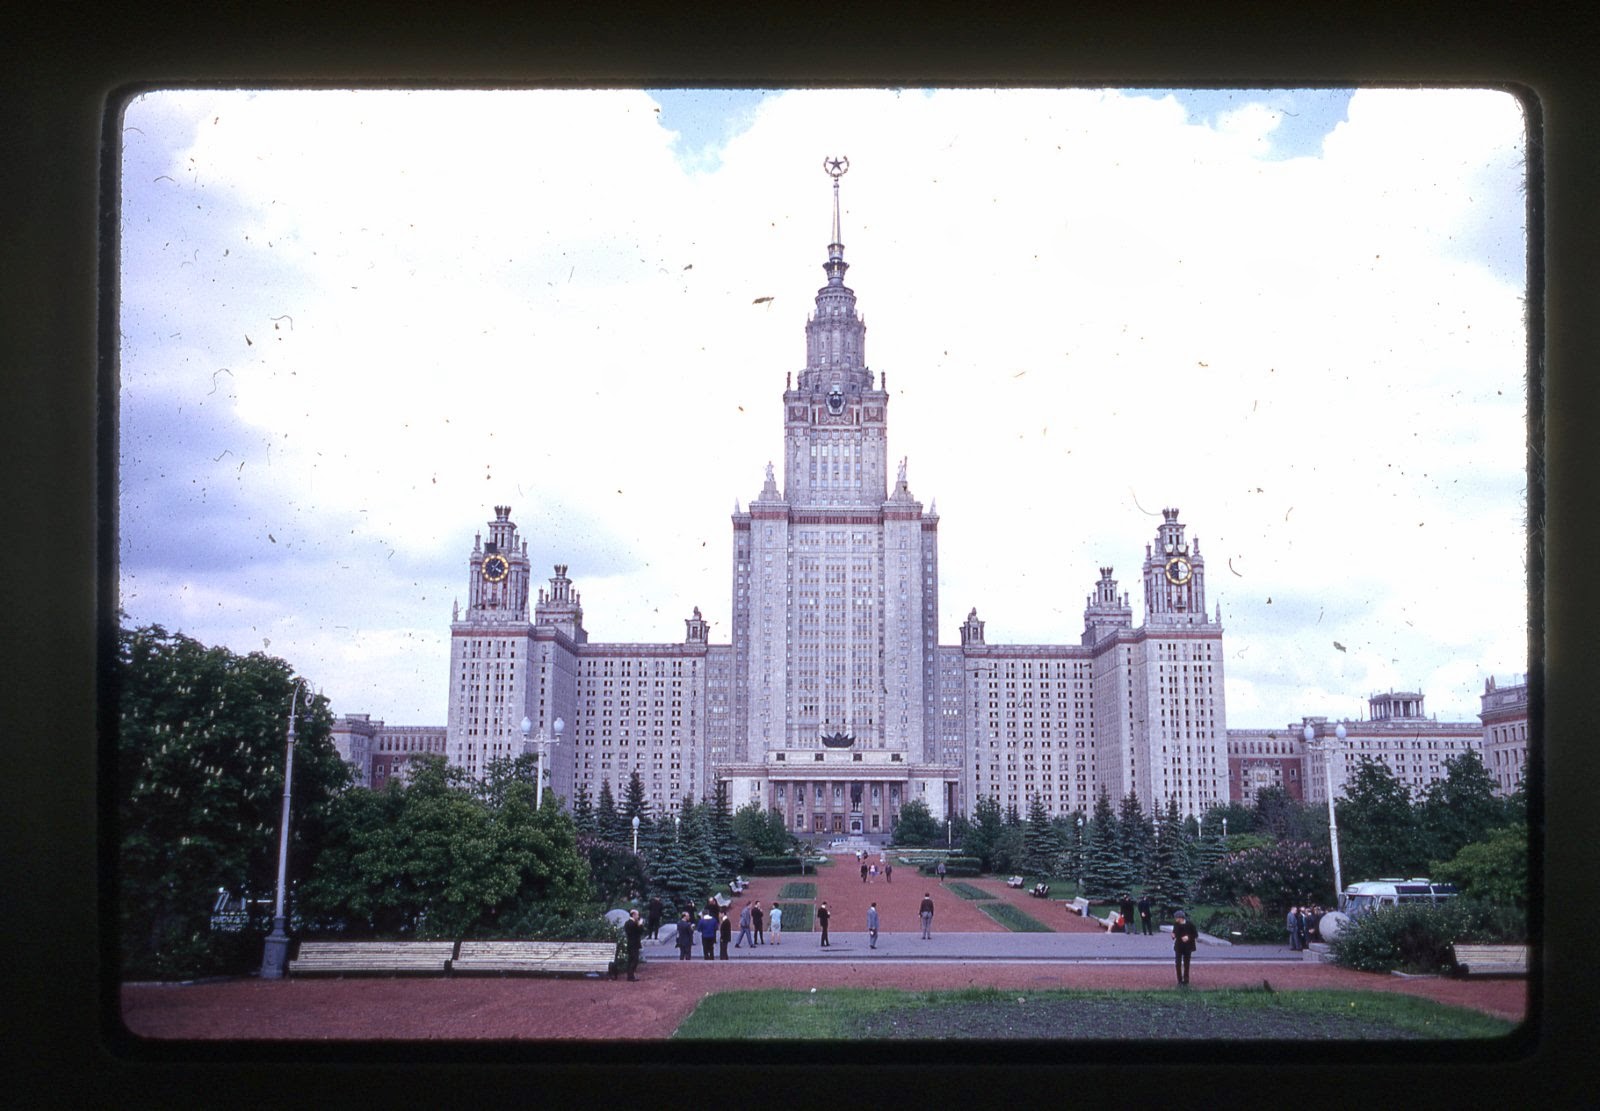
[452,940,619,978]
[1098,910,1121,932]
[288,941,455,977]
[1065,897,1091,916]
[1451,942,1529,978]
[1006,876,1026,888]
[729,878,748,894]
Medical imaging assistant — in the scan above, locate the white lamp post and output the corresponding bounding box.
[260,680,309,979]
[1076,815,1084,892]
[1305,722,1345,903]
[521,715,565,810]
[632,815,641,855]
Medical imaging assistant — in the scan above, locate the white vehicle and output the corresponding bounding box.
[1338,878,1459,916]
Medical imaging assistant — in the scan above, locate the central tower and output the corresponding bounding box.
[727,158,951,835]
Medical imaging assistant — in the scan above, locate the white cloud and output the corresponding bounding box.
[119,87,1529,727]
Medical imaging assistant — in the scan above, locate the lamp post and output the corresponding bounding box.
[259,680,309,980]
[521,715,565,810]
[1076,815,1084,893]
[632,815,641,855]
[946,818,952,849]
[1304,723,1345,902]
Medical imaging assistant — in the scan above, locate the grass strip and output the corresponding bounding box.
[672,986,1516,1041]
[946,882,997,901]
[773,901,813,932]
[777,883,817,901]
[979,903,1052,932]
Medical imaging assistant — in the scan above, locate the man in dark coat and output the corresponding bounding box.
[675,912,695,960]
[1137,894,1154,935]
[1118,894,1136,935]
[623,909,644,981]
[646,895,663,940]
[719,910,732,960]
[818,901,831,947]
[699,912,717,960]
[752,901,765,944]
[1172,909,1199,985]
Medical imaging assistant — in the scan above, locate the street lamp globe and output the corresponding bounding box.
[632,814,641,854]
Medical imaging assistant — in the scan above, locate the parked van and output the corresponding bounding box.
[1339,878,1459,916]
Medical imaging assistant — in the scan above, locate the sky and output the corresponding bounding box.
[117,87,1529,729]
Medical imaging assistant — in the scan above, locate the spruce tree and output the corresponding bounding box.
[1082,785,1132,897]
[569,782,595,839]
[1117,790,1153,884]
[647,816,703,913]
[709,778,742,876]
[677,796,718,899]
[595,778,625,846]
[1146,795,1191,917]
[1022,794,1061,876]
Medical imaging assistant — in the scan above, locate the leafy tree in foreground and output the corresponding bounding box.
[1336,757,1426,881]
[116,621,350,978]
[1431,823,1528,909]
[1418,750,1508,867]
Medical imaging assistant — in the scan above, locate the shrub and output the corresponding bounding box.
[1327,898,1523,974]
[777,882,817,900]
[1195,839,1331,912]
[750,856,805,875]
[773,901,813,932]
[919,856,982,877]
[1201,904,1284,945]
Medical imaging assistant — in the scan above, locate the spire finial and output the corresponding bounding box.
[823,155,850,284]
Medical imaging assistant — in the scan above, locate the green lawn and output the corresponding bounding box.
[946,881,996,901]
[777,882,818,900]
[772,901,813,932]
[672,986,1515,1041]
[978,903,1053,932]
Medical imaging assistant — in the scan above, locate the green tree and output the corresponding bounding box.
[1336,757,1426,880]
[709,779,743,876]
[300,754,598,940]
[569,781,595,838]
[595,778,625,845]
[1081,785,1132,897]
[962,795,1006,871]
[1145,796,1191,915]
[677,796,719,897]
[1203,800,1255,838]
[1022,794,1061,875]
[116,622,350,978]
[1418,750,1507,867]
[1253,785,1323,842]
[646,815,705,913]
[1432,823,1528,909]
[731,802,793,860]
[1116,791,1152,883]
[891,798,942,846]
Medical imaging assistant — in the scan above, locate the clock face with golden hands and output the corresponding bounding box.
[1165,556,1192,585]
[482,554,510,582]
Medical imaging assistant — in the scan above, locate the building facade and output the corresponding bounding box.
[420,164,1235,830]
[329,714,446,790]
[1479,674,1528,796]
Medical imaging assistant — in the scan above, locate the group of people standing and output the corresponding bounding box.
[1286,904,1325,951]
[857,852,893,884]
[1115,893,1158,935]
[664,897,785,962]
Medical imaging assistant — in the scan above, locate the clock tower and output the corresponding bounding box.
[447,506,536,777]
[1143,507,1208,626]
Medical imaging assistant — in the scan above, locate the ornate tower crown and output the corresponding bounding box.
[802,155,869,388]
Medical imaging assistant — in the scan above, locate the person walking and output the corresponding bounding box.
[1172,909,1199,985]
[736,902,754,948]
[675,912,694,961]
[818,901,831,947]
[719,910,732,960]
[867,902,879,949]
[769,902,783,945]
[861,861,869,884]
[920,893,935,939]
[699,911,717,961]
[936,860,946,884]
[1137,894,1154,936]
[752,901,765,945]
[885,861,893,884]
[623,909,644,981]
[646,895,663,940]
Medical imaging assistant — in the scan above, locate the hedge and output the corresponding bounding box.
[750,856,805,875]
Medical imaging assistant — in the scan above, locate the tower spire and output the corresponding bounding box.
[823,155,850,286]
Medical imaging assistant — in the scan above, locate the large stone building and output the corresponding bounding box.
[1225,688,1508,805]
[432,162,1230,834]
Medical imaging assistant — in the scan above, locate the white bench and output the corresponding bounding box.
[1098,910,1121,932]
[452,940,619,977]
[288,941,455,976]
[1005,876,1026,888]
[1451,942,1528,977]
[1065,897,1091,916]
